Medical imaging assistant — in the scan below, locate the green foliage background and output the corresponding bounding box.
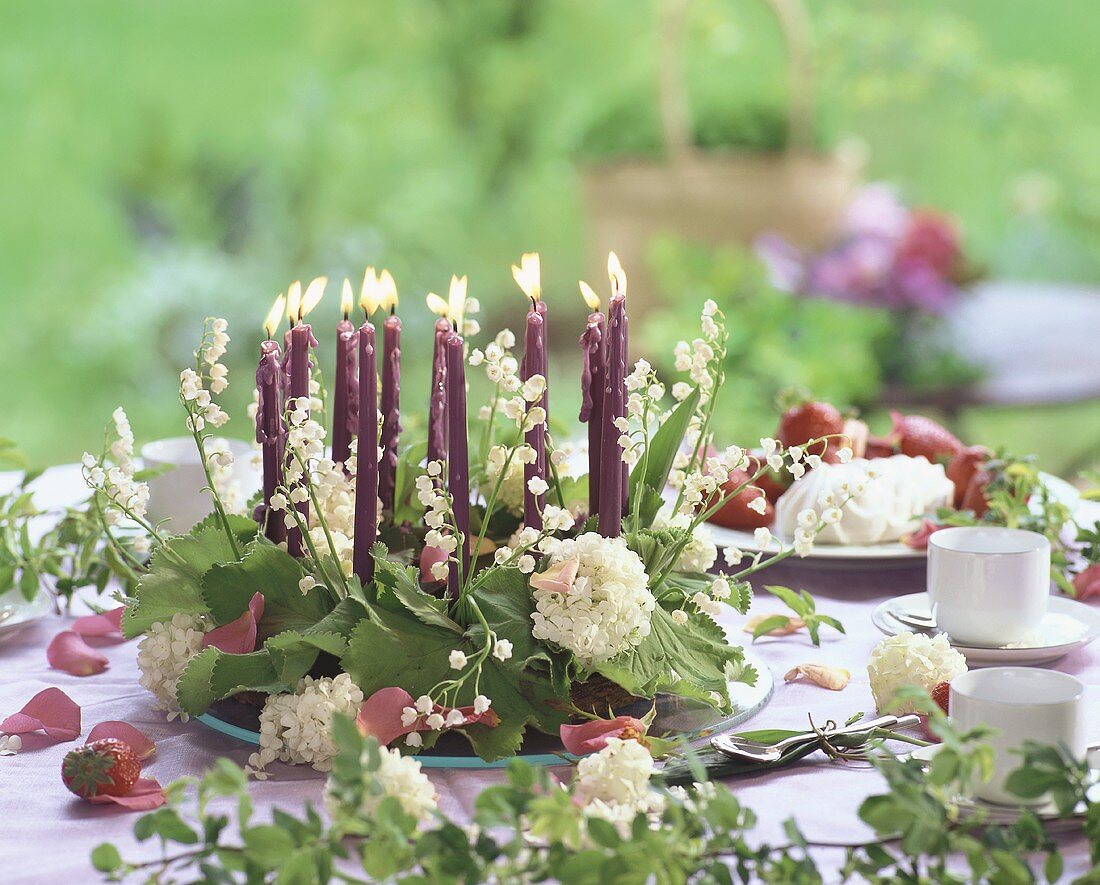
[5,0,1100,470]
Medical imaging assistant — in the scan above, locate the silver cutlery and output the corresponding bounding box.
[711,714,922,763]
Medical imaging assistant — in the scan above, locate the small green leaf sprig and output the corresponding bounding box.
[751,586,846,647]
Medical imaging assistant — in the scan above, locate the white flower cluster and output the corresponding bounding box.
[652,509,717,574]
[530,532,654,666]
[468,330,520,394]
[179,319,231,432]
[575,738,664,835]
[672,300,723,396]
[485,443,539,515]
[202,317,231,376]
[310,455,358,573]
[247,674,365,777]
[462,295,481,339]
[82,407,151,524]
[416,462,454,581]
[867,632,968,715]
[343,743,439,821]
[500,387,547,433]
[136,613,207,720]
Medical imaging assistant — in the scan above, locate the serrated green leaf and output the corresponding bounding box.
[176,646,220,715]
[374,551,461,634]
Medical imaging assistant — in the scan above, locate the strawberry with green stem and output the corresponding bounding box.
[62,738,140,799]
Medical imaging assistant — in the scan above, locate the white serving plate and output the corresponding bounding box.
[0,595,51,644]
[872,592,1100,666]
[708,472,1082,570]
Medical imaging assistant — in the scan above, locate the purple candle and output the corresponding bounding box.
[598,255,628,538]
[285,279,325,557]
[352,311,378,584]
[427,294,450,468]
[332,280,358,468]
[578,282,605,518]
[513,253,547,529]
[255,295,287,544]
[445,328,470,599]
[378,271,401,511]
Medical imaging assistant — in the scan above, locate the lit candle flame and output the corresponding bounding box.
[263,294,286,339]
[511,252,541,303]
[360,267,381,316]
[448,274,468,327]
[286,281,302,325]
[379,269,398,313]
[300,276,328,319]
[607,252,627,298]
[578,280,601,312]
[340,279,354,317]
[425,292,449,317]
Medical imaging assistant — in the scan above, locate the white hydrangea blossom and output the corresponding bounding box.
[530,532,654,666]
[246,674,364,776]
[136,613,207,720]
[328,743,438,822]
[575,738,665,835]
[867,632,968,714]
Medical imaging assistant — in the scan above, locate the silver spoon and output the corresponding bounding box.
[711,714,921,763]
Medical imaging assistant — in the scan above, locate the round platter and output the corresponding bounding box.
[872,592,1100,667]
[0,595,51,645]
[197,649,775,769]
[707,472,1082,571]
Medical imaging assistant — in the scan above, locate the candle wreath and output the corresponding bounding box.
[86,253,856,768]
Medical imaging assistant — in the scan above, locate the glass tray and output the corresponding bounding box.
[196,650,775,769]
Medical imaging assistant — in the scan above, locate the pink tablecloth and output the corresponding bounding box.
[2,470,1098,882]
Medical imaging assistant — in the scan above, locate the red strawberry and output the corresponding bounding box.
[961,468,993,517]
[745,453,791,503]
[946,445,990,509]
[889,411,963,463]
[707,468,774,530]
[61,738,140,799]
[930,681,950,716]
[778,400,845,461]
[865,435,896,459]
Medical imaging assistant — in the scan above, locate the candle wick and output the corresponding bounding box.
[390,305,396,317]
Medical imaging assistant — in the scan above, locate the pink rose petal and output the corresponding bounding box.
[71,606,125,639]
[88,778,166,811]
[47,631,110,676]
[203,592,265,655]
[902,518,943,550]
[86,722,156,761]
[357,687,417,746]
[0,687,81,741]
[419,546,448,584]
[1074,563,1100,601]
[530,555,580,595]
[560,715,647,755]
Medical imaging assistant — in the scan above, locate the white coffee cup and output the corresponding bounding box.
[142,437,259,534]
[927,527,1050,646]
[949,667,1085,805]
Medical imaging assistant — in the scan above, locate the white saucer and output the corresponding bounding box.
[872,592,1100,666]
[907,743,1099,822]
[0,595,51,644]
[708,472,1081,571]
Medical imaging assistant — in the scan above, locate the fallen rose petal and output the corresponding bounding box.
[560,715,646,755]
[419,546,448,585]
[88,778,166,811]
[902,518,943,550]
[86,722,156,761]
[1073,563,1100,601]
[71,606,125,639]
[743,614,806,636]
[530,555,581,595]
[47,631,110,677]
[784,664,851,691]
[203,592,264,655]
[0,687,81,741]
[357,687,418,746]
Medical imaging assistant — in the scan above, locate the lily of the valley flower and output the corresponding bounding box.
[356,687,500,748]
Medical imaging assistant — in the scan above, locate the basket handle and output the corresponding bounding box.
[656,0,816,163]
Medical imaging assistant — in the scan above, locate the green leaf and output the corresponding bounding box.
[393,440,428,525]
[123,526,246,637]
[243,824,295,869]
[374,551,461,634]
[627,386,700,525]
[751,614,794,641]
[90,843,122,873]
[764,585,808,617]
[594,607,753,710]
[175,647,220,715]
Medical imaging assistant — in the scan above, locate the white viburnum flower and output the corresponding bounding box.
[530,533,654,666]
[325,743,438,822]
[136,614,208,721]
[867,632,968,715]
[574,738,665,836]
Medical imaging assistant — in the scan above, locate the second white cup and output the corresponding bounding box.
[927,526,1050,646]
[949,667,1085,805]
